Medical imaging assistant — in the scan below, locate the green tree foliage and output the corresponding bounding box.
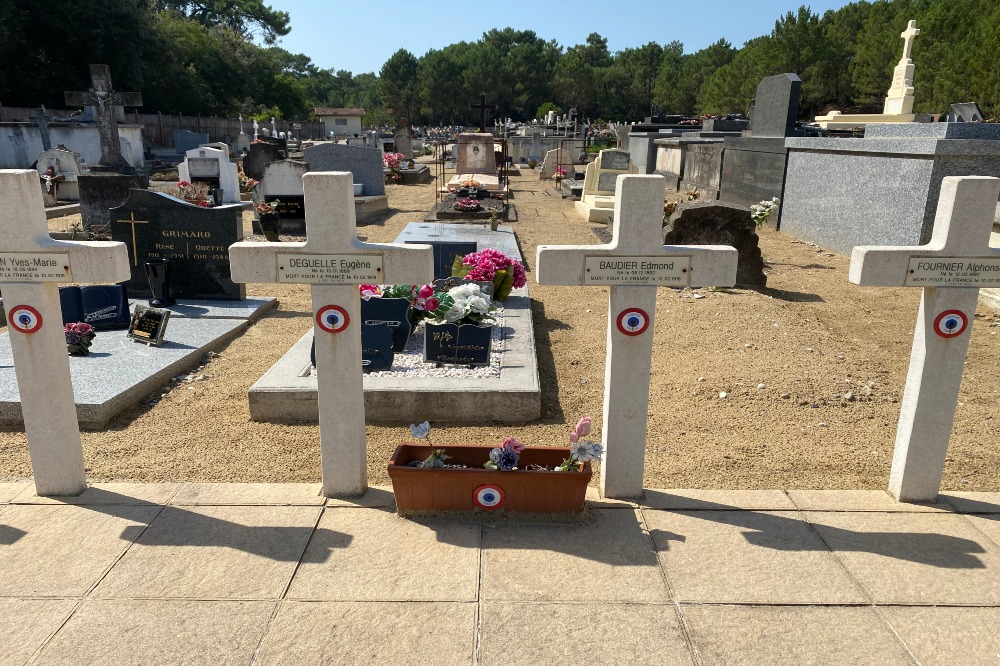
[379,49,419,127]
[155,0,290,43]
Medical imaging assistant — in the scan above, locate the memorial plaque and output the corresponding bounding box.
[360,297,412,352]
[0,252,71,282]
[59,285,130,330]
[276,253,383,283]
[905,257,1000,287]
[188,158,220,177]
[584,256,691,285]
[361,325,395,371]
[424,322,492,366]
[127,305,170,346]
[265,194,305,219]
[602,151,631,170]
[109,190,244,300]
[598,172,620,193]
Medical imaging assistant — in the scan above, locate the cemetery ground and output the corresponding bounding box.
[2,163,999,493]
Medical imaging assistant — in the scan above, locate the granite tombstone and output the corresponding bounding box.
[172,130,210,155]
[244,141,285,182]
[110,189,245,299]
[302,143,386,197]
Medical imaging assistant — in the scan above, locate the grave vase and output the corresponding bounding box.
[259,212,281,242]
[387,444,591,513]
[144,259,176,307]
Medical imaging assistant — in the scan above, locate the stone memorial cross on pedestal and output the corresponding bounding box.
[229,172,433,496]
[64,64,142,174]
[850,176,1000,502]
[536,175,737,498]
[0,170,130,495]
[470,92,495,133]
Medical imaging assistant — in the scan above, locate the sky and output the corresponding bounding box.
[265,0,860,75]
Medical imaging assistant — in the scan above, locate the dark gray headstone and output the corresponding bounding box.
[601,150,631,170]
[302,144,386,196]
[109,190,245,300]
[172,130,210,154]
[749,73,801,138]
[244,142,285,181]
[719,137,788,208]
[78,174,146,230]
[663,201,766,286]
[702,118,750,133]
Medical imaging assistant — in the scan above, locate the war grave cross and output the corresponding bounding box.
[0,170,130,495]
[470,92,495,133]
[850,176,1000,502]
[64,64,143,172]
[229,172,433,496]
[536,175,737,498]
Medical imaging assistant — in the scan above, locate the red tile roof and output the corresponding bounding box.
[314,107,365,117]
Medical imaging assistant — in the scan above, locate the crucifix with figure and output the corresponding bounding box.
[0,170,130,496]
[850,176,1000,502]
[536,175,737,498]
[64,64,142,174]
[470,92,495,133]
[229,172,433,496]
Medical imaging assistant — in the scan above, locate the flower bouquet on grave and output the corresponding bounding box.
[421,283,496,366]
[383,152,404,183]
[554,165,568,182]
[169,180,211,207]
[387,418,601,513]
[64,322,96,356]
[359,283,440,351]
[450,248,526,302]
[453,197,482,213]
[254,199,281,242]
[750,197,780,230]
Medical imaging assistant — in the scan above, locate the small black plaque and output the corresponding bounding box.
[59,285,130,330]
[424,322,492,366]
[265,195,305,219]
[361,325,395,371]
[127,305,170,346]
[360,297,412,352]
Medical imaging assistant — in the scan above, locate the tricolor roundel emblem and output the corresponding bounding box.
[9,305,42,334]
[473,484,506,509]
[933,310,968,339]
[616,308,650,336]
[316,305,350,334]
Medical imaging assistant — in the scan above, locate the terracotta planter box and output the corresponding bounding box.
[388,444,591,513]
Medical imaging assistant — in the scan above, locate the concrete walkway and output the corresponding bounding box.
[1,482,999,665]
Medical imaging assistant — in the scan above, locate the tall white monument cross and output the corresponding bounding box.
[0,170,129,495]
[900,20,920,62]
[536,175,737,498]
[229,172,432,496]
[850,176,1000,502]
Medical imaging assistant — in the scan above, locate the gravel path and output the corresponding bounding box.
[2,163,999,492]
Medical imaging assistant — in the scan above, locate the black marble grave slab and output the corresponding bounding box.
[718,137,789,209]
[404,241,478,279]
[109,190,245,300]
[244,142,285,181]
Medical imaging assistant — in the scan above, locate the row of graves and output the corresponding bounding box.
[3,162,999,506]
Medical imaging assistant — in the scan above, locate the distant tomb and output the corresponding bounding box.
[574,149,637,223]
[177,146,240,203]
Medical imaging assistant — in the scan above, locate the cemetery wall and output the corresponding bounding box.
[0,123,145,169]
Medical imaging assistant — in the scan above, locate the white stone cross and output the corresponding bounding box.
[850,176,1000,502]
[253,119,259,139]
[229,172,432,496]
[900,20,920,62]
[536,175,737,498]
[0,170,129,495]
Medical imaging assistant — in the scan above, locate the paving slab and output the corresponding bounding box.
[479,601,693,665]
[644,509,867,604]
[480,509,669,603]
[11,482,181,505]
[0,298,276,429]
[0,504,160,597]
[682,605,913,666]
[941,492,1000,514]
[0,480,30,503]
[0,599,78,666]
[287,509,480,601]
[788,489,951,512]
[256,601,476,665]
[94,505,320,600]
[806,511,1000,604]
[324,485,396,508]
[880,606,1000,666]
[643,489,795,511]
[961,513,1000,548]
[33,599,274,666]
[170,482,323,506]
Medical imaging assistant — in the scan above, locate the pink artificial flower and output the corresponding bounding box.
[359,284,382,300]
[417,284,434,299]
[569,415,592,443]
[177,180,191,188]
[423,297,439,311]
[196,200,209,207]
[502,437,525,454]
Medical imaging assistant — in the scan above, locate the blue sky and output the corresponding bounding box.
[265,0,859,75]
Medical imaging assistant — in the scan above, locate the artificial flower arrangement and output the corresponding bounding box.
[383,152,405,183]
[554,165,568,181]
[359,283,440,315]
[750,197,780,229]
[254,199,281,216]
[460,179,482,189]
[169,180,211,207]
[453,197,482,213]
[238,167,259,193]
[451,248,526,302]
[64,322,96,356]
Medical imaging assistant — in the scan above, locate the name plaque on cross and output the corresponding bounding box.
[0,252,72,282]
[584,256,691,285]
[904,257,1000,287]
[276,253,384,283]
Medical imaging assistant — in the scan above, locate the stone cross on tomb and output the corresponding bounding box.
[64,64,142,173]
[850,176,1000,502]
[0,170,129,496]
[536,175,737,498]
[229,172,433,496]
[253,119,259,139]
[900,20,920,62]
[470,92,495,133]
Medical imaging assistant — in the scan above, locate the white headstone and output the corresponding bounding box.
[536,175,738,498]
[849,176,1000,502]
[36,148,87,201]
[884,19,920,116]
[253,119,259,139]
[0,170,130,495]
[176,146,240,203]
[228,172,433,495]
